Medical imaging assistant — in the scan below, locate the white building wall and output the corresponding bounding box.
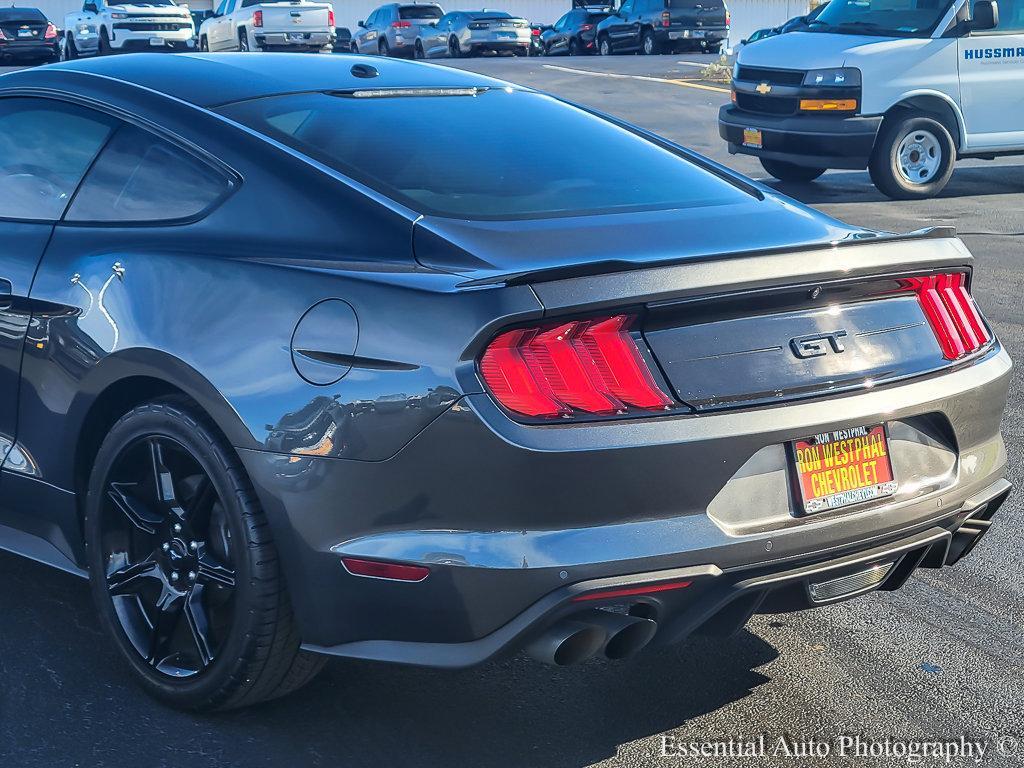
[726,0,809,44]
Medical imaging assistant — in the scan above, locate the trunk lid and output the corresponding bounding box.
[257,2,332,30]
[666,0,728,28]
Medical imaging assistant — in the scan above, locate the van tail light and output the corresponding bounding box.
[328,9,335,27]
[253,9,262,26]
[44,22,58,39]
[725,9,731,27]
[480,314,673,419]
[661,10,670,26]
[901,273,990,360]
[392,20,412,28]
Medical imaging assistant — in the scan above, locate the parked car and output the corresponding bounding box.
[199,0,334,52]
[541,6,612,55]
[596,0,729,55]
[0,6,60,63]
[528,21,544,54]
[64,0,195,57]
[0,52,1011,711]
[733,25,775,52]
[436,9,531,56]
[351,2,443,57]
[331,24,351,51]
[778,0,828,33]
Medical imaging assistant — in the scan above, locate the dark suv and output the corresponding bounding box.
[596,0,729,55]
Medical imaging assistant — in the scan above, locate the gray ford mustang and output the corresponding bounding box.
[0,53,1011,711]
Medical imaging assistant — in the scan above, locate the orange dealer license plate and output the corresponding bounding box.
[791,425,898,515]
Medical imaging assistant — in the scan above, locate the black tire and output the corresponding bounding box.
[199,35,208,52]
[350,42,359,53]
[84,399,325,711]
[598,34,612,56]
[707,43,721,54]
[759,158,826,183]
[379,38,389,56]
[414,40,424,58]
[513,45,527,56]
[568,37,580,55]
[641,28,659,55]
[238,27,250,51]
[868,114,955,200]
[64,34,78,60]
[449,36,463,57]
[98,28,112,55]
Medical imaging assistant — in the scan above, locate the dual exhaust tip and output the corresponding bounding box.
[525,609,658,667]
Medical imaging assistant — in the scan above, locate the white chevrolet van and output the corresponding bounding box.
[718,0,1020,199]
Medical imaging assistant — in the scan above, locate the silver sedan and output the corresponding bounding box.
[422,10,531,57]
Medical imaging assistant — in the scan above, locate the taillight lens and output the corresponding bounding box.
[328,9,335,27]
[901,272,990,360]
[531,27,540,35]
[392,20,412,28]
[661,10,670,26]
[725,9,731,27]
[44,22,58,39]
[580,23,593,31]
[480,314,673,419]
[253,9,262,26]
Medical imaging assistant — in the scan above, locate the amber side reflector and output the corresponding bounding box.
[800,99,857,112]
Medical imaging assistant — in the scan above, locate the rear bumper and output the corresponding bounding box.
[109,28,195,50]
[255,30,332,48]
[0,42,58,59]
[660,27,727,44]
[239,344,1012,665]
[719,104,883,170]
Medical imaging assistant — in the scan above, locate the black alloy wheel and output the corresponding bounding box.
[85,399,324,710]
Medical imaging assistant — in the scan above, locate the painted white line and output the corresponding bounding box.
[541,63,730,93]
[675,60,711,67]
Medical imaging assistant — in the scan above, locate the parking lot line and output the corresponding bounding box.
[541,63,730,94]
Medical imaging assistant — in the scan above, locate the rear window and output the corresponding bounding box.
[0,7,46,21]
[218,90,748,220]
[399,4,442,19]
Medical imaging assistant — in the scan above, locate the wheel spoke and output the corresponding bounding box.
[184,586,215,668]
[107,482,163,535]
[146,590,184,666]
[197,555,236,588]
[150,438,177,505]
[107,557,160,596]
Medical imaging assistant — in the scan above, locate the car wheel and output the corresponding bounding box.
[598,34,611,55]
[238,28,250,52]
[199,35,208,52]
[351,42,359,53]
[379,38,390,56]
[514,45,527,56]
[707,43,722,54]
[568,37,580,55]
[869,114,955,200]
[98,28,112,55]
[759,158,826,183]
[414,40,424,58]
[641,28,659,55]
[64,34,78,60]
[449,36,463,58]
[84,399,326,711]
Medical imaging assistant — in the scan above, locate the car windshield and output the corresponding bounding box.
[808,0,954,37]
[399,5,443,19]
[218,89,750,220]
[0,7,46,21]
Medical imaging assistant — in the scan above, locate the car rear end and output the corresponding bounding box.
[218,83,1012,669]
[385,3,443,57]
[0,7,59,61]
[252,1,334,51]
[577,11,611,52]
[659,0,729,51]
[463,12,531,54]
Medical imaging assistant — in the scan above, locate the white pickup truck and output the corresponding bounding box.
[199,0,334,52]
[64,0,196,57]
[719,0,1023,199]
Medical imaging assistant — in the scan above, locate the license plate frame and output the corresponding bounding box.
[17,28,33,37]
[149,36,166,46]
[288,31,307,40]
[790,424,898,515]
[742,127,763,149]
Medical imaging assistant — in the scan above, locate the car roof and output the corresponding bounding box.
[5,53,504,108]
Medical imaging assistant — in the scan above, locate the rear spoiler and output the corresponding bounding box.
[454,226,958,288]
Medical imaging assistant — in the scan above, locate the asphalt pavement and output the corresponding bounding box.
[0,55,1022,768]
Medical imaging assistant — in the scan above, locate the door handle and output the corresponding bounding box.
[0,278,12,311]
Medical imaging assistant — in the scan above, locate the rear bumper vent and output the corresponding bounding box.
[808,562,894,603]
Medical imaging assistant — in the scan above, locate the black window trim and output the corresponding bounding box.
[0,86,240,228]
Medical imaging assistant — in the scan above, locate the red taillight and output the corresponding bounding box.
[572,580,692,602]
[342,557,430,582]
[580,23,593,31]
[480,314,673,419]
[725,9,731,27]
[661,10,670,26]
[253,9,262,26]
[531,27,540,35]
[392,19,412,28]
[44,22,58,39]
[328,9,335,27]
[901,272,990,360]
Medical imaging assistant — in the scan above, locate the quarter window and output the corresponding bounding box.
[0,98,117,222]
[65,125,230,224]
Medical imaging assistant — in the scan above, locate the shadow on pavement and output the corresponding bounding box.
[0,552,778,768]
